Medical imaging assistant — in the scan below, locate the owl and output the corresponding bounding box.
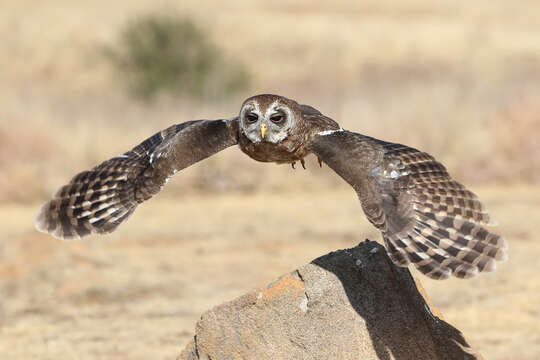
[35,94,507,280]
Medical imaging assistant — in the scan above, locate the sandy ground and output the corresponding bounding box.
[1,184,538,359]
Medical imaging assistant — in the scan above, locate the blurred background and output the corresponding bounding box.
[1,0,539,359]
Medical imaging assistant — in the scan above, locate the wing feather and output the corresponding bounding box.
[308,130,507,279]
[35,119,239,239]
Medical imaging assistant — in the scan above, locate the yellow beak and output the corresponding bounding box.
[260,123,267,139]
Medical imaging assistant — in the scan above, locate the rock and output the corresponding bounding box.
[179,240,482,360]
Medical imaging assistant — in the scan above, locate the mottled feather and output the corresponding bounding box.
[309,131,507,279]
[35,119,239,239]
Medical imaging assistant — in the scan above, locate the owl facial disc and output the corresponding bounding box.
[239,95,295,144]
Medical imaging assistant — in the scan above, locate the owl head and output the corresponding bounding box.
[239,94,298,144]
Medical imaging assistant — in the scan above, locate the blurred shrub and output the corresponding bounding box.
[106,14,250,100]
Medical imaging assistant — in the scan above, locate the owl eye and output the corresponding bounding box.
[270,114,284,124]
[246,113,258,123]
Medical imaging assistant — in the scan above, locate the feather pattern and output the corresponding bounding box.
[309,131,507,280]
[35,120,239,239]
[379,142,507,279]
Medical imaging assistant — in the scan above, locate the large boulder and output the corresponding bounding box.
[179,240,482,360]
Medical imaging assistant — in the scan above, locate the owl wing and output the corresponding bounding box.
[35,118,239,240]
[308,130,507,279]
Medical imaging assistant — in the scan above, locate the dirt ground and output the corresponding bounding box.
[1,183,538,359]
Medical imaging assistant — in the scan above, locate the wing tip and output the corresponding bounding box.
[34,200,82,241]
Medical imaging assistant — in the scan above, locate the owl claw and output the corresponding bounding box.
[300,158,306,169]
[291,162,296,169]
[317,157,323,168]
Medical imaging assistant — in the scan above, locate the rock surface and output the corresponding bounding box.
[179,240,482,360]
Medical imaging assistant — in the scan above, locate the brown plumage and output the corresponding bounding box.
[35,120,239,239]
[35,94,507,280]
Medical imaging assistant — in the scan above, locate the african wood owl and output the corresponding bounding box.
[35,94,507,280]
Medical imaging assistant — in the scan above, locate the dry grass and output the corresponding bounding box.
[1,186,539,359]
[1,0,540,359]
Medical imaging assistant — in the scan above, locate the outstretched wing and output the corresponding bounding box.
[308,130,507,280]
[35,118,239,240]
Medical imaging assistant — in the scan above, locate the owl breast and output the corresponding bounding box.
[238,132,310,164]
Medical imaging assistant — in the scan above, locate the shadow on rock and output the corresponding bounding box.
[312,240,482,360]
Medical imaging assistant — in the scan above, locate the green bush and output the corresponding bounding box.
[107,14,250,100]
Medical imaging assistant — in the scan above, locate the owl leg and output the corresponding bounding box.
[317,156,323,168]
[300,158,306,169]
[291,162,296,169]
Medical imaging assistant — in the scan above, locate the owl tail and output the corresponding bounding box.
[384,171,508,280]
[35,152,162,240]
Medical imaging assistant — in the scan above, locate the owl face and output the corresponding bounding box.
[239,95,296,144]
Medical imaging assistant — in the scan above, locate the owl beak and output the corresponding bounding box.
[260,123,267,139]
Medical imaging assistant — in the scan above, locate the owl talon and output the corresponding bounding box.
[317,156,323,168]
[300,158,306,169]
[291,162,296,169]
